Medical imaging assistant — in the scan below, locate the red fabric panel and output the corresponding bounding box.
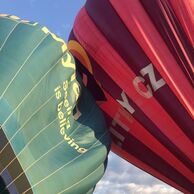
[140,0,194,85]
[103,108,194,192]
[85,0,194,143]
[71,47,194,173]
[170,0,194,47]
[111,143,190,194]
[73,8,194,162]
[110,0,194,119]
[100,89,194,182]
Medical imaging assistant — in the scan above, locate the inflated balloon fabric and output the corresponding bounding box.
[69,0,194,193]
[0,14,110,194]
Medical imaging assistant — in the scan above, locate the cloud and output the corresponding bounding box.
[95,181,180,194]
[94,152,181,194]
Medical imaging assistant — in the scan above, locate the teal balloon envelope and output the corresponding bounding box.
[0,14,110,194]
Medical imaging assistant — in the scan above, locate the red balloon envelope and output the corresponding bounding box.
[68,0,194,193]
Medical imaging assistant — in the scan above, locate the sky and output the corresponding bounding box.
[0,1,182,194]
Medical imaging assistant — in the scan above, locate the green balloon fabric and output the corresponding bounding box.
[0,14,110,194]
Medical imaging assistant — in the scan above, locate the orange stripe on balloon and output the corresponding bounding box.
[68,40,93,74]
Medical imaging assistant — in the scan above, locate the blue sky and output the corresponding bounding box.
[0,0,84,41]
[0,1,181,194]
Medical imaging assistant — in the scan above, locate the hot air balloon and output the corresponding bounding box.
[0,14,110,194]
[68,0,194,193]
